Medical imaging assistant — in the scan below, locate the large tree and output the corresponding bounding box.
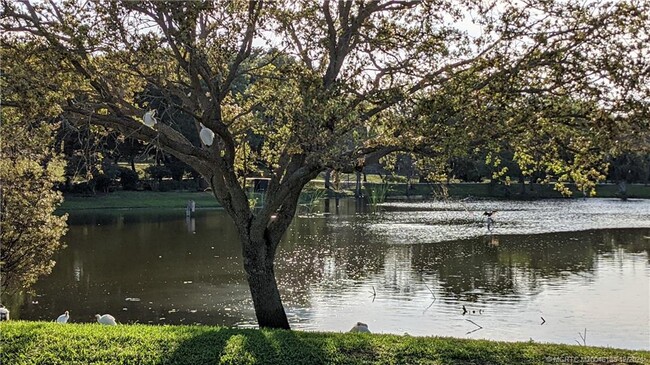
[0,42,69,292]
[2,0,648,328]
[1,37,72,293]
[0,121,68,293]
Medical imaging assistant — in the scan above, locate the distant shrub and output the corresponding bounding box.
[145,165,171,181]
[119,168,139,190]
[165,159,188,181]
[91,173,112,193]
[101,159,121,182]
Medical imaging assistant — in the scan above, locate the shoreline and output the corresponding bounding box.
[58,183,650,211]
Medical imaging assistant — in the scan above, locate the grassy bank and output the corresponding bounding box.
[60,191,221,211]
[1,322,647,365]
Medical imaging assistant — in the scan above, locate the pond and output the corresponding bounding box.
[4,198,650,350]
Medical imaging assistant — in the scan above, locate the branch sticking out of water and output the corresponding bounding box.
[369,286,376,296]
[577,328,587,346]
[423,283,436,299]
[422,298,437,314]
[369,286,376,302]
[466,319,482,329]
[465,319,483,335]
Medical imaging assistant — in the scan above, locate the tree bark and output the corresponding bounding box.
[355,170,362,199]
[241,236,290,329]
[324,169,331,190]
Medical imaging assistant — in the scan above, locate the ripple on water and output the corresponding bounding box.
[371,199,650,243]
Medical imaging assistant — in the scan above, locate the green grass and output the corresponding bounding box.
[1,322,647,365]
[60,191,221,211]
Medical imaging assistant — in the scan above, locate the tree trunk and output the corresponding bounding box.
[618,180,628,201]
[646,156,649,186]
[406,171,412,199]
[241,236,290,329]
[324,169,331,190]
[355,170,362,199]
[210,163,319,330]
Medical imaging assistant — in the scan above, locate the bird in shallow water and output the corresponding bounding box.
[95,313,117,325]
[350,322,371,333]
[483,210,497,231]
[56,311,69,323]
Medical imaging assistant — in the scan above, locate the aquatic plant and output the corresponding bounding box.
[365,182,389,211]
[298,189,327,215]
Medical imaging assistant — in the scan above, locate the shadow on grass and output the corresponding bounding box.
[162,328,332,365]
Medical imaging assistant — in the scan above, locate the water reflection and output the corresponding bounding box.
[3,199,649,349]
[287,228,649,350]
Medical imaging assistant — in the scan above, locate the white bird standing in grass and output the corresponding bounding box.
[0,305,9,321]
[199,123,215,146]
[95,313,117,325]
[56,311,69,323]
[349,322,371,333]
[143,110,157,128]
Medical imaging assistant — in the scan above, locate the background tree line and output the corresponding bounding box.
[54,121,650,195]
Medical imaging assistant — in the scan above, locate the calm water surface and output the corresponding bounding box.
[5,198,650,349]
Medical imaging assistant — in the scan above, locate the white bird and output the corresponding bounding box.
[349,322,371,333]
[199,123,215,146]
[0,305,9,321]
[95,313,117,325]
[143,110,157,128]
[56,311,69,323]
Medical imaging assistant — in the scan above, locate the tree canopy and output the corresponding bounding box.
[2,0,648,328]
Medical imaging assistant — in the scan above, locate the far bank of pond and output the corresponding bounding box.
[7,198,650,350]
[58,182,650,211]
